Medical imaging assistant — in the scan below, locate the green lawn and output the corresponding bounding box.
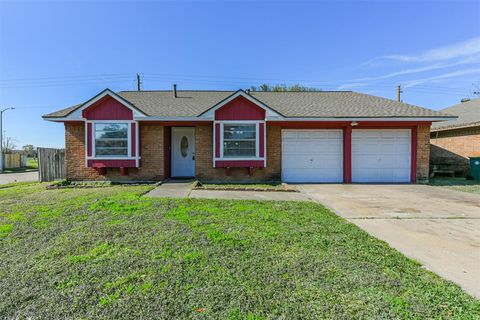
[429,177,480,194]
[0,183,478,319]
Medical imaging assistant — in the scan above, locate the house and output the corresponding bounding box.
[43,88,453,183]
[430,98,480,176]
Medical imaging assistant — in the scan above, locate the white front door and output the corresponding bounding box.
[352,129,411,183]
[171,127,195,177]
[282,129,344,183]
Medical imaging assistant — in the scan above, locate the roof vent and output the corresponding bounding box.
[173,84,177,98]
[461,98,470,103]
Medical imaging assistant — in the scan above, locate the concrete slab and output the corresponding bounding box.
[145,180,193,198]
[189,189,312,201]
[0,171,38,185]
[297,184,480,298]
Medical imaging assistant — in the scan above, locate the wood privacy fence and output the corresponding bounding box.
[38,148,66,182]
[4,153,27,168]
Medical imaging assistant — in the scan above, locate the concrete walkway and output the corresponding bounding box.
[0,171,38,185]
[145,181,311,201]
[297,184,480,298]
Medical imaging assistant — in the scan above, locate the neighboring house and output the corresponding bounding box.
[43,88,453,183]
[430,98,480,176]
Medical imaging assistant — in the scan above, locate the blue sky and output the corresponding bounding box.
[0,0,479,148]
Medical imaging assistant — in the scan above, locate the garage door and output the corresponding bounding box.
[282,130,343,182]
[352,129,411,183]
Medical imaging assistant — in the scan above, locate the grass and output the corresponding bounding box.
[196,182,289,191]
[429,177,480,194]
[0,183,478,319]
[1,157,38,174]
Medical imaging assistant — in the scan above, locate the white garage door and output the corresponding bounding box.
[282,130,343,183]
[352,129,411,183]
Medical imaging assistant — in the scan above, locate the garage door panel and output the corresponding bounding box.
[352,129,411,183]
[282,130,343,183]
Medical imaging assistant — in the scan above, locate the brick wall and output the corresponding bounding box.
[65,122,164,181]
[416,124,431,182]
[430,126,480,176]
[195,124,281,182]
[65,122,432,183]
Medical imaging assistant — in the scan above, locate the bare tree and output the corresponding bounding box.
[2,133,17,153]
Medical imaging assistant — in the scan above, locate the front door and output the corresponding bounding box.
[171,127,195,177]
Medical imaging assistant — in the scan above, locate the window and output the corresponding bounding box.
[94,123,129,157]
[223,124,256,157]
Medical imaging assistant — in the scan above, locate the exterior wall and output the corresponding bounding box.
[215,96,266,120]
[65,122,431,183]
[195,124,281,182]
[416,124,431,182]
[65,122,164,181]
[83,96,133,120]
[430,126,480,176]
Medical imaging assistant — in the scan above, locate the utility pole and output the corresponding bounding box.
[397,85,403,102]
[0,107,15,173]
[136,73,142,91]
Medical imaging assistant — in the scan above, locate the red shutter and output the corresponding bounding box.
[215,123,221,158]
[131,123,136,157]
[259,123,265,157]
[87,123,92,157]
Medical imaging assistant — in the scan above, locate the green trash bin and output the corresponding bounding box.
[469,157,480,182]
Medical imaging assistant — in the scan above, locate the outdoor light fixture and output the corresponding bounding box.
[351,121,359,126]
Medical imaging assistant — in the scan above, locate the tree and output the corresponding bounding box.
[22,144,37,157]
[250,84,321,92]
[2,134,17,153]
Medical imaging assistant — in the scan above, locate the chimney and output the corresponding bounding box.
[173,84,177,98]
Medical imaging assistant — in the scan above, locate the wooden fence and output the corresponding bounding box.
[38,148,66,182]
[4,153,27,168]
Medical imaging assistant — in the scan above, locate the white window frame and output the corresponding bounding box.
[86,120,138,161]
[213,120,266,165]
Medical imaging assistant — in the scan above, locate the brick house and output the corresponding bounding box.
[430,98,480,176]
[43,88,453,183]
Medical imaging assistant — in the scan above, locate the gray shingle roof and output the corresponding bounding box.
[431,98,480,131]
[43,90,452,119]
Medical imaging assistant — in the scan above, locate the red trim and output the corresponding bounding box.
[259,123,265,157]
[131,123,136,157]
[164,127,171,179]
[88,159,137,168]
[83,96,133,120]
[343,126,352,183]
[274,121,432,129]
[411,126,417,183]
[215,96,266,120]
[137,121,212,126]
[87,123,92,157]
[215,160,264,168]
[215,123,221,158]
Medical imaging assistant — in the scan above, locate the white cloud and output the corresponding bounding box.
[403,69,480,88]
[383,37,480,63]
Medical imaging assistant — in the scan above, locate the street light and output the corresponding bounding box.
[0,107,15,173]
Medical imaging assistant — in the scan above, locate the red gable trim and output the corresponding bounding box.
[215,96,266,120]
[82,95,133,120]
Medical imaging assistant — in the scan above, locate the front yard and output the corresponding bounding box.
[0,183,478,319]
[429,177,480,194]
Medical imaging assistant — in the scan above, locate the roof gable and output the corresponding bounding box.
[199,90,283,119]
[214,95,266,120]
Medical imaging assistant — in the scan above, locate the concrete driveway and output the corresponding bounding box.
[0,171,38,185]
[297,184,480,298]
